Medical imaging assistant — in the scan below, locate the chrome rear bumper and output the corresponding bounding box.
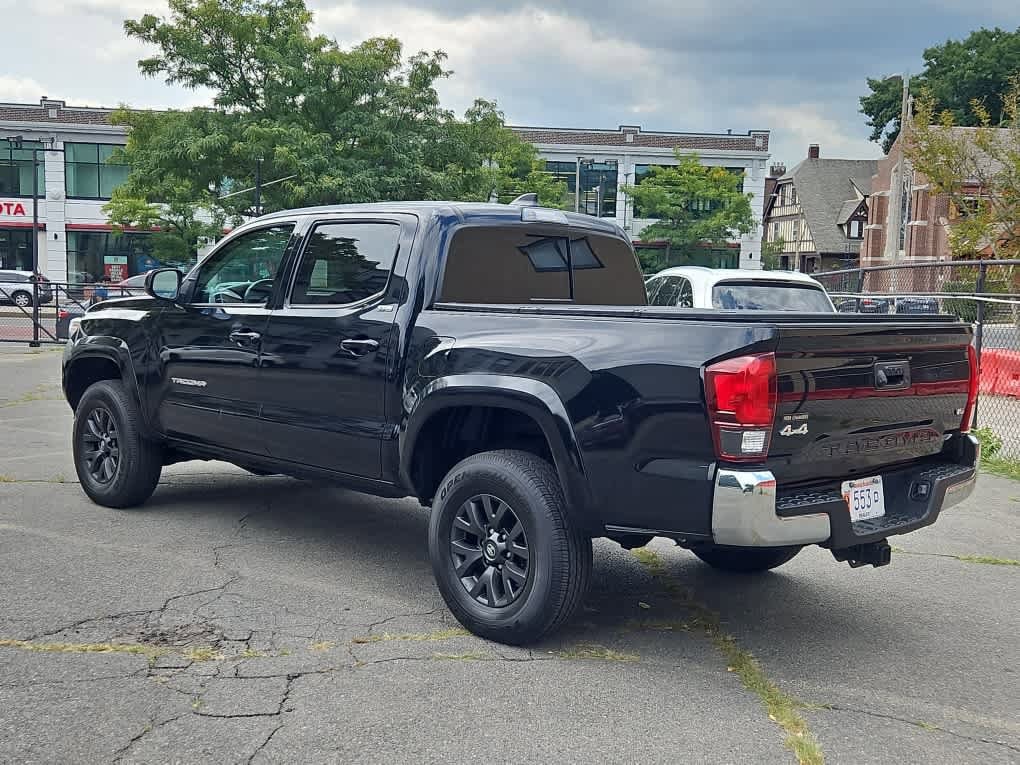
[712,469,831,547]
[711,435,979,548]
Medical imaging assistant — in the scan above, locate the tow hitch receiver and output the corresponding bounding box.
[832,540,892,568]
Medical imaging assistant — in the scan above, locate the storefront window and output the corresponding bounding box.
[66,231,157,283]
[0,140,45,197]
[0,228,33,271]
[64,143,130,200]
[544,160,617,217]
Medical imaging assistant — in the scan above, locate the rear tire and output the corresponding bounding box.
[12,291,32,308]
[428,450,592,645]
[73,380,162,508]
[692,544,801,573]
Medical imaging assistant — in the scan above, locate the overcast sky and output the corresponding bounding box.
[2,0,1019,169]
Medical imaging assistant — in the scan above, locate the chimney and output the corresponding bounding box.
[808,144,820,159]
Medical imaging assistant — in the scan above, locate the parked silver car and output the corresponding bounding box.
[0,270,53,308]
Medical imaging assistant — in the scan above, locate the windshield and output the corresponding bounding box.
[711,281,833,312]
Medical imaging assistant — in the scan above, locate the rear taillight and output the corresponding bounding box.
[705,353,777,462]
[58,309,68,319]
[961,344,978,433]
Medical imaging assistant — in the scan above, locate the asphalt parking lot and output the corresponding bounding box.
[1,345,1018,764]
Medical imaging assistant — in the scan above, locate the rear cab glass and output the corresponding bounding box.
[712,281,833,312]
[439,225,646,305]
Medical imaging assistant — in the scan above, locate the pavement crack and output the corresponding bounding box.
[248,723,284,764]
[823,704,1020,754]
[112,712,185,763]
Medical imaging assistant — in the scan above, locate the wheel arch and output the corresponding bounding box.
[63,343,153,437]
[401,375,594,529]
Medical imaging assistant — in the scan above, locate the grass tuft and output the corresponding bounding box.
[0,638,168,659]
[308,641,336,652]
[553,643,639,662]
[351,627,471,644]
[632,547,825,765]
[184,646,221,662]
[892,546,1019,567]
[433,651,489,661]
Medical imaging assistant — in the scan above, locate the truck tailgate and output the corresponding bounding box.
[768,321,973,484]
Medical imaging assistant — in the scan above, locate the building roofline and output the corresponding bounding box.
[510,124,769,138]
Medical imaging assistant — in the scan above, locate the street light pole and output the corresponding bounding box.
[883,73,911,264]
[254,156,263,217]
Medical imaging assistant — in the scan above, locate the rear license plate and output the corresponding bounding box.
[841,476,886,522]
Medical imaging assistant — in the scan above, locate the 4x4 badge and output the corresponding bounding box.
[780,423,809,436]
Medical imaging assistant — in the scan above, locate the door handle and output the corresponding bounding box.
[339,338,379,357]
[229,330,262,347]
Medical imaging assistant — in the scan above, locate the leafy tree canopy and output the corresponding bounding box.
[861,26,1020,152]
[623,153,754,270]
[106,0,566,261]
[907,78,1020,259]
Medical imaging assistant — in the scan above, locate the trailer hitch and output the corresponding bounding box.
[831,539,892,568]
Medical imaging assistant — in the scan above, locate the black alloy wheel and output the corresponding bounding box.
[428,450,592,645]
[72,379,162,508]
[450,494,531,608]
[80,407,121,484]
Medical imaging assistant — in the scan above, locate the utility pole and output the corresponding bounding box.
[884,74,911,263]
[254,156,263,217]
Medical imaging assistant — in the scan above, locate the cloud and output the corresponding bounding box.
[2,0,1020,168]
[0,76,66,104]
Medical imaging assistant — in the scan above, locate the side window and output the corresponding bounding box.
[645,277,663,304]
[440,226,646,305]
[290,222,400,305]
[192,225,293,304]
[676,278,694,308]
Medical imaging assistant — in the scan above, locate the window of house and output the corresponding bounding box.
[0,228,33,271]
[848,219,864,239]
[65,143,130,199]
[290,222,400,305]
[0,139,45,197]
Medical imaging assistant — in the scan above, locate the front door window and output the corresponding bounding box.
[192,225,294,304]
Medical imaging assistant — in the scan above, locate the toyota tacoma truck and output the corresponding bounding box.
[62,199,979,644]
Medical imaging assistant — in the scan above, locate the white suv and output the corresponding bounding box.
[0,270,53,308]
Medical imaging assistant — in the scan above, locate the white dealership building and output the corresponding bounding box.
[1,96,771,282]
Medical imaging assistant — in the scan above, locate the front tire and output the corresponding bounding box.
[692,544,802,573]
[428,450,592,645]
[73,380,162,508]
[12,291,32,308]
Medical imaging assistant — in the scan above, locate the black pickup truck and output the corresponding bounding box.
[62,200,979,644]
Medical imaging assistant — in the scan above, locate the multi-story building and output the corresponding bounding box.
[0,97,772,281]
[761,145,877,273]
[513,124,772,269]
[0,98,152,283]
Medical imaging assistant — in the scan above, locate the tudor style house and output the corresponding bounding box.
[762,145,878,273]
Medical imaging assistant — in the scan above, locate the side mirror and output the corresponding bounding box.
[145,268,183,302]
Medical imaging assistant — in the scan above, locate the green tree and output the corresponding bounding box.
[907,78,1020,259]
[761,237,785,271]
[623,153,754,265]
[111,0,563,262]
[861,27,1020,152]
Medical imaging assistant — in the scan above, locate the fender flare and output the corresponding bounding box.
[400,374,595,525]
[63,338,155,438]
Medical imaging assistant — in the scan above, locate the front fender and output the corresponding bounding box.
[400,374,595,527]
[62,336,155,438]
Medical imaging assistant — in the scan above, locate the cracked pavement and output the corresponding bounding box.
[1,346,1018,764]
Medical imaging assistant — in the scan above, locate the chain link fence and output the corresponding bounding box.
[816,259,1020,459]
